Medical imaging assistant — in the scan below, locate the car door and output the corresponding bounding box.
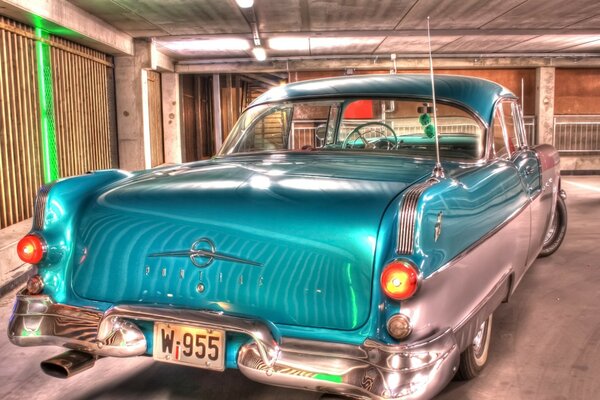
[492,101,533,282]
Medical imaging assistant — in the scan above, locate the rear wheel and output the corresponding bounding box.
[456,314,493,380]
[538,196,567,258]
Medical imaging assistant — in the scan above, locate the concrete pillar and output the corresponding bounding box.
[162,73,182,164]
[114,40,175,170]
[535,67,555,145]
[114,40,150,171]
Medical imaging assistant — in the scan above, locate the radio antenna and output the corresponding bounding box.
[427,16,444,179]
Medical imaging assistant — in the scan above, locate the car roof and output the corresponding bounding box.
[251,74,515,124]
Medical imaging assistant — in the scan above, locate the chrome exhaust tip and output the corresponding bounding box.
[40,350,96,379]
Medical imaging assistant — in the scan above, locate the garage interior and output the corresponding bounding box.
[0,0,599,399]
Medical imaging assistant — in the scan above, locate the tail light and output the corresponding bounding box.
[381,259,419,301]
[17,234,46,264]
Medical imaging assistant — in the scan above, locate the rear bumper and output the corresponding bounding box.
[8,290,459,399]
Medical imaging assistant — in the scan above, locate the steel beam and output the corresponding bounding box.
[176,56,600,74]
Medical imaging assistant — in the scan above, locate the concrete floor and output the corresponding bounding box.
[0,176,598,400]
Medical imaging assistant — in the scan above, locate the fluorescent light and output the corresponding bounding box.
[161,38,250,52]
[252,46,267,61]
[236,0,254,8]
[268,37,309,51]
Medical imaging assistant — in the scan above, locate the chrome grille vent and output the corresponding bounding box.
[396,179,437,255]
[33,183,55,230]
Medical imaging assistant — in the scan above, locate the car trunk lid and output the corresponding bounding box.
[71,154,432,330]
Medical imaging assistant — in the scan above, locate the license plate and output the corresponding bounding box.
[153,323,225,371]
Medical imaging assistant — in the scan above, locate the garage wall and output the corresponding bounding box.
[553,68,600,159]
[0,15,116,229]
[555,69,600,115]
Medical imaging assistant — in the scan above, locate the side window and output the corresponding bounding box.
[501,101,525,153]
[492,107,508,158]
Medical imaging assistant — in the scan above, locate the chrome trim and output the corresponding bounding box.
[397,179,438,255]
[8,290,146,357]
[434,211,443,242]
[559,189,567,200]
[33,183,55,231]
[9,288,461,399]
[149,237,263,268]
[238,328,459,400]
[101,305,280,367]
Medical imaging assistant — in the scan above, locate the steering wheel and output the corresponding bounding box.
[341,122,399,150]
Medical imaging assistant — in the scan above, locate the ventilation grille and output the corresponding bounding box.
[397,179,437,255]
[33,183,55,230]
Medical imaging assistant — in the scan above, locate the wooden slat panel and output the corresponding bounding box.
[0,15,115,228]
[147,70,164,167]
[0,16,42,229]
[50,33,114,178]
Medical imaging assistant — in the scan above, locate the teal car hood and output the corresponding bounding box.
[72,154,432,330]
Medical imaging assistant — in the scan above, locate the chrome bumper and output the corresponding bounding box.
[8,290,459,400]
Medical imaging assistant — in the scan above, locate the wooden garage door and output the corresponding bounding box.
[0,17,43,228]
[51,36,116,178]
[0,15,116,229]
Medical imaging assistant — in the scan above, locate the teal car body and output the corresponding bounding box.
[8,75,565,399]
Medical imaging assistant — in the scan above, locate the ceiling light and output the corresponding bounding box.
[236,0,254,8]
[160,38,250,52]
[268,37,309,51]
[252,46,267,61]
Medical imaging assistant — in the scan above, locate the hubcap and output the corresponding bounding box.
[472,321,487,355]
[544,210,558,245]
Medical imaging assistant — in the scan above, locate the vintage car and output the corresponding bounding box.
[8,74,567,400]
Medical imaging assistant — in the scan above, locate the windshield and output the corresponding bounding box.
[219,98,485,160]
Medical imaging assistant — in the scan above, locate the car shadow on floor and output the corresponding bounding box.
[71,361,318,400]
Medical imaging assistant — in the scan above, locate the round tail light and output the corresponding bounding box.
[17,234,46,264]
[381,259,419,301]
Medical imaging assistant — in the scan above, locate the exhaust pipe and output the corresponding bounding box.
[41,350,96,378]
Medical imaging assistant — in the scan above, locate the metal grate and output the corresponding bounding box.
[553,115,600,153]
[523,116,536,146]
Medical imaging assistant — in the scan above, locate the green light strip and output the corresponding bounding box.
[35,28,59,183]
[314,373,343,384]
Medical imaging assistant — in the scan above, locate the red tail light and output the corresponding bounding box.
[17,234,46,264]
[381,260,419,300]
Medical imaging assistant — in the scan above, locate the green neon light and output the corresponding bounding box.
[35,28,59,183]
[314,373,343,384]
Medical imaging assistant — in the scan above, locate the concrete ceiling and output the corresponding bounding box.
[66,0,600,60]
